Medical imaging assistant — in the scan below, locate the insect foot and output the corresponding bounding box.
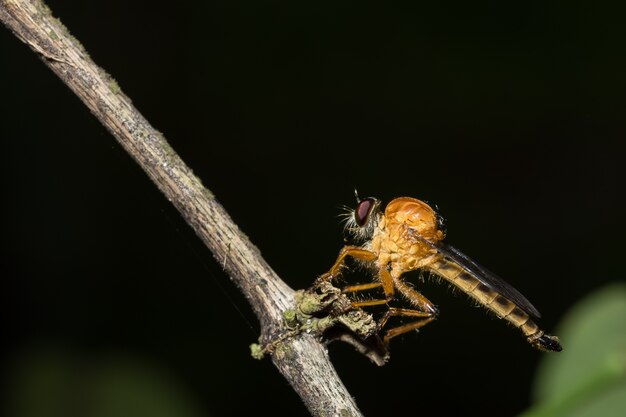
[250,281,380,362]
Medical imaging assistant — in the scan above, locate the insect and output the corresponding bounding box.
[317,194,562,352]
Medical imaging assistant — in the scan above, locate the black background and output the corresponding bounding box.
[2,1,625,416]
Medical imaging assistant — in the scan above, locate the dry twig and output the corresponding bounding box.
[0,0,370,415]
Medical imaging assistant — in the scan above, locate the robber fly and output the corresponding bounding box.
[317,195,562,352]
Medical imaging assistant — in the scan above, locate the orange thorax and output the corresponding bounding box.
[370,197,445,272]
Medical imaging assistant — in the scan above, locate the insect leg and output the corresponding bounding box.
[350,303,436,346]
[376,275,439,346]
[340,282,389,309]
[378,267,399,302]
[316,246,377,284]
[342,282,382,293]
[338,267,397,306]
[392,277,439,315]
[338,266,397,305]
[382,316,436,347]
[378,307,433,330]
[351,298,388,308]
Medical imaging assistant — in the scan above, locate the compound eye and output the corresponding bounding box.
[355,198,376,226]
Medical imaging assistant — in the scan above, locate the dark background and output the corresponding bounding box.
[2,1,624,416]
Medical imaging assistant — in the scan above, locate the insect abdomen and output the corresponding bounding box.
[427,258,562,351]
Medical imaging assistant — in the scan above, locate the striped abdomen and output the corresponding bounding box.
[427,257,562,351]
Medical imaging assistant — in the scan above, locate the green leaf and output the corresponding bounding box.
[520,282,626,417]
[5,348,205,417]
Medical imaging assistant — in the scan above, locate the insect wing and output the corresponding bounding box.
[435,242,542,319]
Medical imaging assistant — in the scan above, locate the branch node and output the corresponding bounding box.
[249,282,380,361]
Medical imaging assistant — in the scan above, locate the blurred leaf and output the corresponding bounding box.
[4,348,205,417]
[5,349,74,417]
[520,283,626,417]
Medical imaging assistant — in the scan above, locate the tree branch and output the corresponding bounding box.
[0,0,364,415]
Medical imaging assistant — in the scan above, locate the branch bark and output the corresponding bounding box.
[0,1,363,415]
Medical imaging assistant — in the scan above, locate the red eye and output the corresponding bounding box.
[355,198,376,226]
